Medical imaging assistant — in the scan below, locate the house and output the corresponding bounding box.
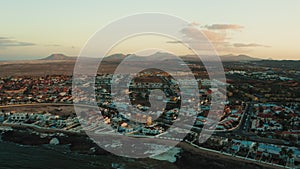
[8,113,28,122]
[142,128,160,135]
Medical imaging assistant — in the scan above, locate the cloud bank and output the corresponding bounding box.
[233,43,270,48]
[0,37,35,48]
[166,23,270,54]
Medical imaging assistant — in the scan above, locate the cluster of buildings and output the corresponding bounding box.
[216,105,243,131]
[0,72,243,138]
[250,103,300,143]
[227,70,294,81]
[193,103,244,132]
[0,76,72,105]
[194,135,300,168]
[226,67,300,103]
[0,110,81,132]
[71,106,168,136]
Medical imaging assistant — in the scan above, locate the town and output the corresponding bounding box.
[0,59,299,168]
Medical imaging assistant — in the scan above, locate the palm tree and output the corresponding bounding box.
[248,142,259,159]
[287,149,294,167]
[288,149,294,158]
[279,147,288,165]
[280,147,287,156]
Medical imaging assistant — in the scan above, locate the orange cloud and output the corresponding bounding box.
[167,23,270,55]
[201,30,227,42]
[204,24,244,30]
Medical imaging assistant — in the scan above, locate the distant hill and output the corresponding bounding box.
[220,54,261,62]
[102,53,127,61]
[102,52,261,62]
[181,54,261,62]
[41,54,76,60]
[40,53,261,62]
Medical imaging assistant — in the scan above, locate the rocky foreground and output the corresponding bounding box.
[0,126,276,169]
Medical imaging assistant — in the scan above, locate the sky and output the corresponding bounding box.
[0,0,300,60]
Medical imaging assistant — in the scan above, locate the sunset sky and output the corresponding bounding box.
[1,0,300,60]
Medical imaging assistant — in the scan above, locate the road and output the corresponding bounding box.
[214,102,256,139]
[0,102,101,109]
[236,102,253,134]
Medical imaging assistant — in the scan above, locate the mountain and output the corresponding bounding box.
[41,54,76,60]
[181,54,261,62]
[101,52,261,62]
[40,53,261,62]
[220,54,261,62]
[101,53,127,62]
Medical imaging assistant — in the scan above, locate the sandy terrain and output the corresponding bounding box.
[0,60,121,77]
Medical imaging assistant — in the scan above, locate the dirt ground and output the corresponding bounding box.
[0,104,75,115]
[0,60,120,77]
